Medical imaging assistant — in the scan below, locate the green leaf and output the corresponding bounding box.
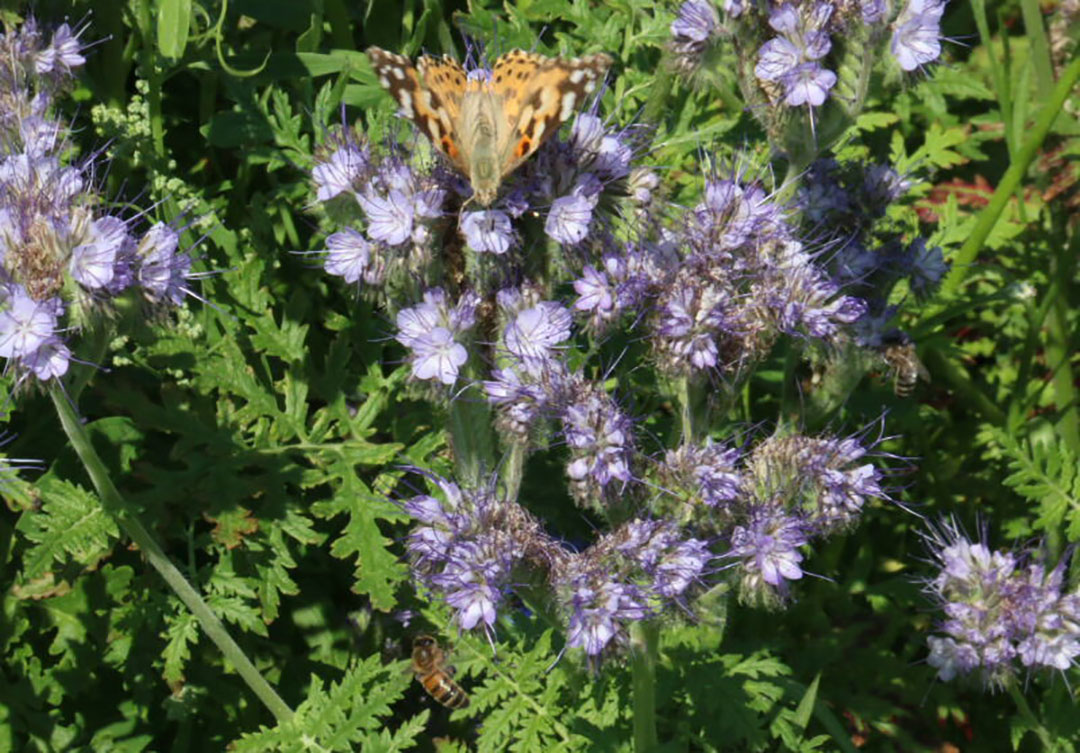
[156,0,192,60]
[18,477,120,577]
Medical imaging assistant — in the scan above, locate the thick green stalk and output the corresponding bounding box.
[935,55,1080,303]
[1045,229,1079,455]
[50,385,294,724]
[448,385,495,488]
[630,621,660,753]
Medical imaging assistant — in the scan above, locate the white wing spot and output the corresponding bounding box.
[569,69,585,84]
[391,67,406,80]
[379,75,390,88]
[559,91,578,121]
[397,93,414,118]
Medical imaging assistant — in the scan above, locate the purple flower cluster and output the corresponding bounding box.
[924,523,1080,688]
[395,288,480,386]
[483,293,636,507]
[668,0,949,105]
[404,472,711,655]
[627,174,867,377]
[755,3,837,108]
[659,430,886,605]
[404,476,540,633]
[0,19,195,385]
[668,0,722,74]
[310,102,644,303]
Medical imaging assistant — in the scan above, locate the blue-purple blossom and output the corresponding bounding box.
[395,288,479,385]
[664,439,744,509]
[544,175,603,246]
[503,302,573,372]
[69,216,130,290]
[136,223,192,305]
[565,578,648,656]
[322,229,372,284]
[754,2,837,108]
[924,523,1080,687]
[357,189,414,245]
[562,381,635,505]
[728,510,809,597]
[0,287,68,379]
[312,142,371,201]
[461,209,514,255]
[906,239,947,298]
[33,23,86,76]
[403,475,547,634]
[891,0,948,71]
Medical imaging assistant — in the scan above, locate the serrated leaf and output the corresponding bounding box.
[18,477,120,577]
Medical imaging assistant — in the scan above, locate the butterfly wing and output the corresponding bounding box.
[490,50,613,174]
[366,47,468,173]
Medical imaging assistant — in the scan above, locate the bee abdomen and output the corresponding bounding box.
[421,672,470,709]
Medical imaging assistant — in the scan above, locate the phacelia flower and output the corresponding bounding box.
[891,0,948,71]
[923,522,1080,688]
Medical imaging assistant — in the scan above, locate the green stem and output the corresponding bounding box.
[448,386,495,488]
[501,442,526,504]
[935,55,1080,303]
[50,385,294,724]
[1045,227,1080,456]
[1006,679,1057,752]
[630,621,660,753]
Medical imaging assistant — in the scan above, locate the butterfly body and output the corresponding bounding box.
[367,47,612,206]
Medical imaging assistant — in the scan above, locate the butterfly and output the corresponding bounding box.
[366,46,612,206]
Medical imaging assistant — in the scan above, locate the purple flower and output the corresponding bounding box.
[665,440,744,508]
[322,229,371,284]
[573,265,616,319]
[313,144,370,201]
[891,0,947,71]
[562,382,635,504]
[781,63,836,107]
[565,579,648,655]
[461,209,513,255]
[729,510,808,590]
[906,239,947,298]
[34,23,86,77]
[357,188,414,245]
[0,287,61,361]
[395,288,479,385]
[754,2,838,108]
[24,335,69,379]
[545,183,600,246]
[136,224,191,305]
[671,0,721,43]
[70,216,131,290]
[503,302,573,370]
[408,327,467,385]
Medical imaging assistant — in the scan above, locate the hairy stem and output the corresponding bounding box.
[630,620,660,753]
[50,385,294,724]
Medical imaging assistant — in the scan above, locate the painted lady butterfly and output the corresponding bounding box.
[366,46,612,206]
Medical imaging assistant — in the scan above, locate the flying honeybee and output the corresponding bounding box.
[881,341,929,397]
[411,634,469,709]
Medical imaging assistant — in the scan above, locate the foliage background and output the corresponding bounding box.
[0,0,1077,751]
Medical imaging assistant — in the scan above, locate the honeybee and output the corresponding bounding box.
[412,634,469,709]
[881,340,929,397]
